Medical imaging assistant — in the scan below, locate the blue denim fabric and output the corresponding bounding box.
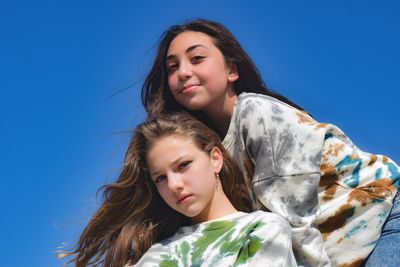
[363,189,400,267]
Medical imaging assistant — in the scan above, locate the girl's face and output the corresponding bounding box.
[146,134,223,223]
[166,31,239,112]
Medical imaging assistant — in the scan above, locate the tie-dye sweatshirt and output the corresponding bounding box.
[133,211,297,267]
[222,93,399,267]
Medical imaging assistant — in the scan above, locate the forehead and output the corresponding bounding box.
[167,31,217,54]
[153,134,193,148]
[147,134,199,158]
[146,134,204,169]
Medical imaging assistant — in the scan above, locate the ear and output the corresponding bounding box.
[210,147,223,173]
[227,62,239,83]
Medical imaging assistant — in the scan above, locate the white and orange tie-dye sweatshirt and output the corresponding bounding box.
[222,93,399,267]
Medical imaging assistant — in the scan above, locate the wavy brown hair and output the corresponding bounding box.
[61,112,252,267]
[141,18,304,127]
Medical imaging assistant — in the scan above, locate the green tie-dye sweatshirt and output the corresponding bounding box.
[132,211,297,267]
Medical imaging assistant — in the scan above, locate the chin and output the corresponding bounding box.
[179,100,206,111]
[183,211,201,218]
[182,208,203,219]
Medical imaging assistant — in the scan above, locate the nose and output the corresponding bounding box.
[167,174,184,194]
[177,61,192,80]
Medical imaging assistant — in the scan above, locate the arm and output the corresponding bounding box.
[316,124,399,265]
[234,94,330,266]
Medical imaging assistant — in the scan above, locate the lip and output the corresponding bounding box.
[180,84,199,95]
[176,194,193,205]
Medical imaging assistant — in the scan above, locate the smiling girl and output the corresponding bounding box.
[61,113,296,267]
[141,19,400,266]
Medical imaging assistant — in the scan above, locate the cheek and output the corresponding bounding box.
[167,75,178,91]
[193,168,215,188]
[157,186,171,202]
[203,67,228,88]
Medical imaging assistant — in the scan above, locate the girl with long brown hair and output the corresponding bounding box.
[61,112,296,266]
[141,18,400,267]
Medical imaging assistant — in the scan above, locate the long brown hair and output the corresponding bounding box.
[61,112,252,266]
[141,19,304,124]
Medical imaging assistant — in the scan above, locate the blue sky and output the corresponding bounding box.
[1,1,399,266]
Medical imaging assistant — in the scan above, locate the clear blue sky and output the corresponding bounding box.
[1,1,399,266]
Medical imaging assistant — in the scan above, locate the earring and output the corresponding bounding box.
[215,172,220,191]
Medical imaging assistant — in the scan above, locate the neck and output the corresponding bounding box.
[191,186,237,224]
[202,87,237,137]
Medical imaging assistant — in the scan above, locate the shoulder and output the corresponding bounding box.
[236,92,297,111]
[232,92,318,133]
[234,92,309,123]
[140,226,195,253]
[243,211,291,228]
[236,212,292,246]
[235,93,276,114]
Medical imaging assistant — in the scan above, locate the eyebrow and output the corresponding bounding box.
[149,155,189,177]
[166,44,208,61]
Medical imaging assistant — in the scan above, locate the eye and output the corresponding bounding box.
[166,63,178,73]
[178,160,192,171]
[191,56,204,64]
[154,175,167,184]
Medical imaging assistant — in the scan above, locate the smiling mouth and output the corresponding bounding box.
[180,84,199,94]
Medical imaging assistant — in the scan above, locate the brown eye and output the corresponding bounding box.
[178,161,192,171]
[167,63,178,73]
[191,56,204,64]
[155,175,167,184]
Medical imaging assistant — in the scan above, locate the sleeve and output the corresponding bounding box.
[316,124,399,264]
[235,96,330,267]
[246,212,298,267]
